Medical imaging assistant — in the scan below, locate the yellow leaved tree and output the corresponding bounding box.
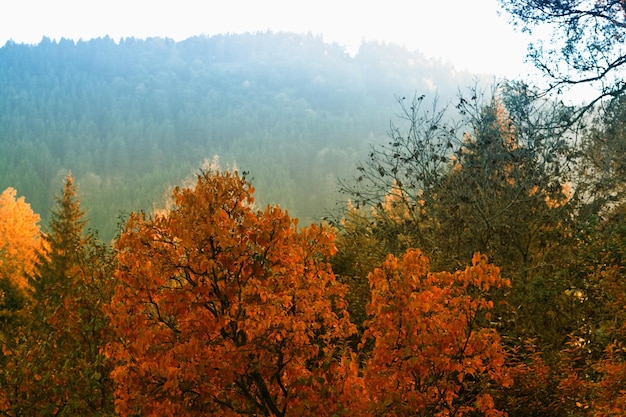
[0,187,41,291]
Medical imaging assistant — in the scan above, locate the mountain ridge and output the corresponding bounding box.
[0,31,487,240]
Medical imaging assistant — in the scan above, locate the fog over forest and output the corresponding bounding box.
[0,32,484,240]
[8,6,626,413]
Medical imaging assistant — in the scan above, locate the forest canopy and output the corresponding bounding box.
[0,33,480,240]
[3,28,626,416]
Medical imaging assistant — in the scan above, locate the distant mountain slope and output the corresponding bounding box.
[0,32,482,240]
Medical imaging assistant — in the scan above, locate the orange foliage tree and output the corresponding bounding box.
[105,170,355,416]
[0,187,42,413]
[0,187,41,293]
[359,249,512,416]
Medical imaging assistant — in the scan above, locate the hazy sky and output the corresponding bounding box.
[0,0,538,78]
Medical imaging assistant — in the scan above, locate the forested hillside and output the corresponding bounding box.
[0,32,478,240]
[7,3,626,415]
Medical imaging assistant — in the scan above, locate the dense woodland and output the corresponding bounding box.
[0,33,477,240]
[3,17,626,416]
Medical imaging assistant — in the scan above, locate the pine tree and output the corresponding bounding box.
[1,174,115,416]
[30,174,87,297]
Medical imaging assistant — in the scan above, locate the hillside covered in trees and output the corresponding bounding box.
[0,32,479,240]
[4,19,626,415]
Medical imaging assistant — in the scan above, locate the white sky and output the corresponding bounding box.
[0,0,539,79]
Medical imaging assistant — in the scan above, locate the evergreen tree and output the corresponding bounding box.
[1,174,115,416]
[30,174,87,296]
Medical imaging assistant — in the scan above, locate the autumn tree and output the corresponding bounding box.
[0,174,115,416]
[543,200,626,415]
[338,83,576,265]
[534,235,626,416]
[331,199,404,332]
[441,86,586,362]
[587,298,626,416]
[438,84,574,264]
[356,249,512,416]
[334,84,597,415]
[337,84,579,343]
[0,188,42,412]
[0,187,41,296]
[105,169,355,417]
[511,93,626,415]
[333,93,458,333]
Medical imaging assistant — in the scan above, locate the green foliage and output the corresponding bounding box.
[335,83,598,415]
[0,175,115,416]
[579,94,626,216]
[0,276,27,345]
[0,33,480,241]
